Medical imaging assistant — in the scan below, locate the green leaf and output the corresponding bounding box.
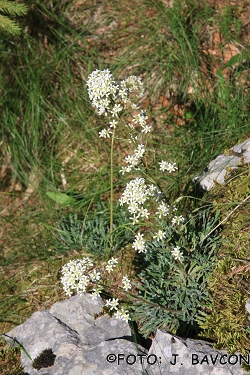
[46,191,76,206]
[188,264,207,276]
[221,54,241,70]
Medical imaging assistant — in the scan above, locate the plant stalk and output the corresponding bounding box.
[109,128,116,253]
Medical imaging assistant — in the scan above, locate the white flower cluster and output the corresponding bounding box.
[122,275,132,291]
[61,256,132,323]
[114,308,130,322]
[120,75,144,98]
[155,201,171,218]
[86,69,149,139]
[105,297,119,310]
[171,246,184,262]
[86,69,117,117]
[171,215,185,225]
[105,298,130,323]
[132,232,147,253]
[132,110,151,134]
[119,177,160,225]
[106,257,118,273]
[61,257,100,296]
[120,144,146,174]
[159,161,178,173]
[153,230,166,241]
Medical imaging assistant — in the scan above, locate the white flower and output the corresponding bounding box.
[89,269,102,281]
[119,178,149,207]
[159,160,178,173]
[141,125,152,133]
[119,166,127,175]
[114,309,123,319]
[108,257,118,265]
[111,103,123,117]
[138,207,150,219]
[135,232,144,241]
[134,144,145,158]
[147,184,157,195]
[91,289,101,300]
[122,275,132,291]
[105,298,119,310]
[126,122,135,130]
[61,258,94,296]
[109,119,118,128]
[130,215,140,225]
[114,308,130,323]
[171,246,184,262]
[99,128,112,138]
[121,75,144,97]
[118,88,128,100]
[125,165,133,173]
[86,69,115,114]
[76,274,90,294]
[130,103,139,109]
[125,154,139,166]
[106,264,114,273]
[122,145,146,172]
[132,111,148,126]
[172,215,185,225]
[127,201,139,214]
[159,160,168,172]
[167,163,178,173]
[153,230,166,241]
[132,232,147,253]
[156,202,170,218]
[106,257,118,273]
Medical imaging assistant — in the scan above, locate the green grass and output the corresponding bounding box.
[0,0,250,372]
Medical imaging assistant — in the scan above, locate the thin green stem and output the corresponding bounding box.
[109,128,116,253]
[140,159,169,203]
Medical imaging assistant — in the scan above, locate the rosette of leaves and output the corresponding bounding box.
[131,208,221,338]
[55,202,136,255]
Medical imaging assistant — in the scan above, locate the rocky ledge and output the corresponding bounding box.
[3,293,249,375]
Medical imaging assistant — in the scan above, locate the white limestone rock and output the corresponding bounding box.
[194,137,250,192]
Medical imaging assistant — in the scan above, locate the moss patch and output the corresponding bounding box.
[198,163,250,354]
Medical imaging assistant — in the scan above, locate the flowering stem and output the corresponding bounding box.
[96,282,183,314]
[109,128,116,253]
[176,259,187,278]
[164,242,187,277]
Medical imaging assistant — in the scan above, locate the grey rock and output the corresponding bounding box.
[232,138,250,163]
[145,329,248,375]
[3,294,249,375]
[194,137,250,192]
[3,294,147,375]
[246,299,250,315]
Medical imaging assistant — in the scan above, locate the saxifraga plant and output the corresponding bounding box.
[59,69,222,337]
[131,209,221,338]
